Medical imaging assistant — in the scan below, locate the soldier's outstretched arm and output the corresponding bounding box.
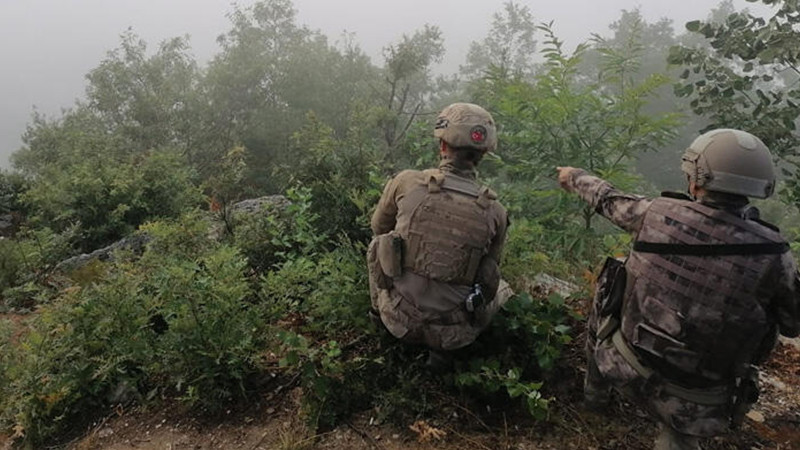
[557,166,653,234]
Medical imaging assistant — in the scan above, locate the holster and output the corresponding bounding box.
[596,257,627,341]
[376,231,404,278]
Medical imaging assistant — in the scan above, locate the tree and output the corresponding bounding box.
[202,0,380,188]
[475,24,679,263]
[377,25,444,160]
[86,30,200,154]
[669,0,800,205]
[461,1,538,81]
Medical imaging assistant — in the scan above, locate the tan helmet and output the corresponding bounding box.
[434,103,497,153]
[681,129,776,199]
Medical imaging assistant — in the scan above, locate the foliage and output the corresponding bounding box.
[491,293,577,370]
[0,170,27,217]
[0,227,75,308]
[1,0,761,446]
[233,187,326,273]
[274,332,365,429]
[276,112,385,242]
[204,0,380,187]
[18,138,202,251]
[378,25,445,159]
[476,21,679,266]
[455,361,548,419]
[85,31,200,153]
[461,1,538,80]
[0,214,266,445]
[669,0,800,205]
[261,239,371,332]
[206,146,249,236]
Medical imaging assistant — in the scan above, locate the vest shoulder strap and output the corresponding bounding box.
[423,170,496,209]
[441,173,481,197]
[422,169,445,193]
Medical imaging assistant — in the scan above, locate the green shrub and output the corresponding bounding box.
[22,149,202,251]
[0,214,267,446]
[0,170,27,217]
[144,244,261,407]
[233,187,326,273]
[450,291,578,420]
[455,360,548,420]
[0,227,75,308]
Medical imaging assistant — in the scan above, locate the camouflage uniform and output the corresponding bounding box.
[566,168,798,446]
[368,157,511,350]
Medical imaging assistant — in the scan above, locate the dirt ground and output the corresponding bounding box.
[0,337,790,450]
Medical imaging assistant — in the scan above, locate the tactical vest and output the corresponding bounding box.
[622,196,788,383]
[401,169,496,286]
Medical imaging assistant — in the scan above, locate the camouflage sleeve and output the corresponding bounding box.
[770,252,799,338]
[487,206,508,265]
[477,204,508,301]
[566,169,653,234]
[370,175,400,235]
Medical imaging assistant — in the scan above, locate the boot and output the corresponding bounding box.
[654,423,700,450]
[425,349,453,372]
[584,352,612,412]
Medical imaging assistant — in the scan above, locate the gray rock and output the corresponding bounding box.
[55,233,151,273]
[533,273,580,297]
[231,195,290,215]
[54,195,290,272]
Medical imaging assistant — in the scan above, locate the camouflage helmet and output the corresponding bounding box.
[434,103,497,153]
[681,129,776,199]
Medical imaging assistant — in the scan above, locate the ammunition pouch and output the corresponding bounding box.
[596,257,627,341]
[611,329,730,406]
[376,232,404,278]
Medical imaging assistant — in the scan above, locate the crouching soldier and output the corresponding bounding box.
[367,103,513,367]
[558,129,799,449]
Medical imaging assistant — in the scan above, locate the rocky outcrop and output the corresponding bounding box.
[55,195,290,272]
[231,195,291,215]
[55,233,151,273]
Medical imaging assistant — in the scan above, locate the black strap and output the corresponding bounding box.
[633,241,790,256]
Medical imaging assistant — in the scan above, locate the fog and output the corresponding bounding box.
[0,0,770,168]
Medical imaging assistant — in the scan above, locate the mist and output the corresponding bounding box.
[0,0,769,168]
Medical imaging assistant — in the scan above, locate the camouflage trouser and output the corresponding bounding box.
[584,288,723,444]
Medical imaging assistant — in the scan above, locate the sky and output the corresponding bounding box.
[0,0,771,168]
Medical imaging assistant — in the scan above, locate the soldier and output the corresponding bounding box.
[367,103,512,366]
[557,128,799,449]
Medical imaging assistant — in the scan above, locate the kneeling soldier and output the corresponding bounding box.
[368,103,512,366]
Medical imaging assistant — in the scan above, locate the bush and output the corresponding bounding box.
[233,187,326,273]
[0,214,267,446]
[0,170,27,217]
[22,149,202,251]
[0,227,75,309]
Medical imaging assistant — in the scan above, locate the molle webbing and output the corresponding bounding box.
[623,197,784,380]
[404,170,492,285]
